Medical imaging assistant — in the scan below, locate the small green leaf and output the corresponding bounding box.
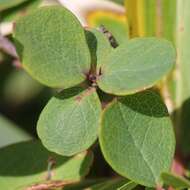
[0,0,29,11]
[117,181,137,190]
[99,90,175,187]
[161,172,190,189]
[97,38,175,95]
[14,6,91,88]
[37,87,101,156]
[85,28,112,73]
[0,141,93,190]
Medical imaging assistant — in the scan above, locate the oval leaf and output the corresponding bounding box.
[99,90,175,187]
[0,141,93,190]
[14,6,91,88]
[97,38,175,95]
[37,87,101,156]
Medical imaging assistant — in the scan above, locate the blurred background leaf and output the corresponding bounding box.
[0,0,42,22]
[0,141,93,190]
[0,114,31,147]
[3,69,43,105]
[0,0,30,11]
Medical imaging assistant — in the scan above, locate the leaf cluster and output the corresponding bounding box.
[0,5,177,189]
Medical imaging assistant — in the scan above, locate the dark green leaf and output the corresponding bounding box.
[0,141,93,190]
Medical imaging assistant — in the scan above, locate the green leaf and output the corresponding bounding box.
[86,178,128,190]
[161,172,190,189]
[0,141,93,190]
[0,114,31,148]
[3,69,43,104]
[0,0,42,23]
[0,0,29,11]
[64,179,106,190]
[99,90,175,187]
[14,6,91,88]
[145,188,155,190]
[97,37,175,95]
[117,181,137,190]
[37,87,101,156]
[85,28,112,73]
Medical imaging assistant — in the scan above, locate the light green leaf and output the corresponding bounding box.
[117,181,137,190]
[0,141,93,190]
[161,172,190,189]
[0,114,31,148]
[99,90,175,187]
[37,87,101,156]
[0,0,29,11]
[14,6,91,88]
[97,37,175,95]
[85,28,112,73]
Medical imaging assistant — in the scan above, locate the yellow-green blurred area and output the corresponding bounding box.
[0,0,190,178]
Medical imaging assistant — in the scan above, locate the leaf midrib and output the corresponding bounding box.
[118,103,157,184]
